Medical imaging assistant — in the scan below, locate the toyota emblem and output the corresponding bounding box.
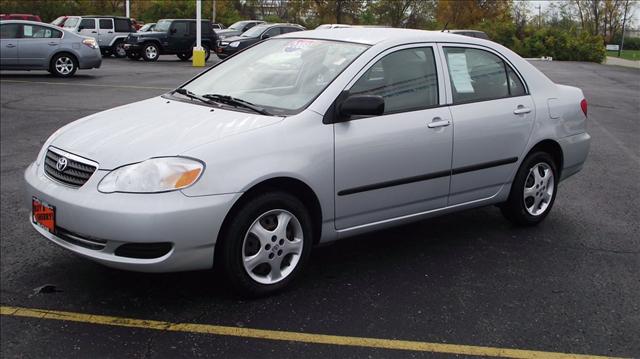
[56,157,68,172]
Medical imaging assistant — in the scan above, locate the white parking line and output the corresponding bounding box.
[0,79,172,91]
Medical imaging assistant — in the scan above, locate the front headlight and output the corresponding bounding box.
[98,157,204,193]
[82,38,98,49]
[229,41,240,48]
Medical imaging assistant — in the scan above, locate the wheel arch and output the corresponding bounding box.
[48,51,78,70]
[526,139,564,177]
[108,36,128,47]
[216,176,323,253]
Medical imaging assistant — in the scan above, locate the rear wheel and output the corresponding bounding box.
[501,152,558,226]
[177,52,191,61]
[203,44,211,61]
[218,192,313,297]
[50,53,77,77]
[127,51,141,60]
[112,41,127,58]
[141,43,159,62]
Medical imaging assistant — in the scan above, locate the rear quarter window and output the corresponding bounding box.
[114,18,132,32]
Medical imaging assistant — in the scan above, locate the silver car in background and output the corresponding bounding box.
[0,20,101,77]
[25,29,590,296]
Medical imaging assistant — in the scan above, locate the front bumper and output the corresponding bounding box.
[124,43,142,52]
[25,161,239,272]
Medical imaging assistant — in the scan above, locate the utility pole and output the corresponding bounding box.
[212,0,216,23]
[618,0,629,57]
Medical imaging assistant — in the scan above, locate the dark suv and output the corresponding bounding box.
[217,23,304,58]
[124,19,219,62]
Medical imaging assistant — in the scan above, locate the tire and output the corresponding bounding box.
[50,53,78,77]
[218,192,313,297]
[203,44,211,61]
[177,52,191,61]
[501,151,558,226]
[141,43,160,62]
[126,51,141,60]
[112,41,127,58]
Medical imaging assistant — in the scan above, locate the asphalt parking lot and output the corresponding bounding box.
[1,56,639,358]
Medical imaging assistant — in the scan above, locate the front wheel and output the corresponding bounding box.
[141,43,160,62]
[218,192,313,297]
[501,152,558,226]
[177,52,191,61]
[127,51,141,60]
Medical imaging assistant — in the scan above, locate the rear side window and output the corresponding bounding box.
[282,27,302,34]
[189,22,211,35]
[350,47,439,114]
[79,18,96,29]
[444,47,526,104]
[263,27,281,38]
[114,18,131,32]
[99,19,113,30]
[22,25,62,39]
[0,24,20,39]
[171,22,188,35]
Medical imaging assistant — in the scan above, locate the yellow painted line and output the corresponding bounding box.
[0,306,624,359]
[0,79,171,91]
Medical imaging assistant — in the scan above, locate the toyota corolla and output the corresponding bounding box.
[25,28,590,296]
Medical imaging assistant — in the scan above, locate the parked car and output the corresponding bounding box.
[316,24,353,29]
[63,15,135,57]
[0,14,42,22]
[217,23,304,58]
[137,23,155,32]
[0,20,101,76]
[446,29,490,40]
[25,28,590,296]
[211,23,225,30]
[51,15,71,28]
[215,20,264,38]
[124,19,219,62]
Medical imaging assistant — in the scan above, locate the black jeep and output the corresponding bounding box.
[124,19,219,62]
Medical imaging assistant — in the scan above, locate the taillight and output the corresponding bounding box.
[580,99,588,117]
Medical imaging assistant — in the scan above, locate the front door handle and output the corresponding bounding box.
[427,117,451,129]
[48,42,58,46]
[513,106,532,115]
[107,31,113,33]
[91,31,98,33]
[5,44,16,48]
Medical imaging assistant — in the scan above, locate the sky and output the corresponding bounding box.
[523,0,640,28]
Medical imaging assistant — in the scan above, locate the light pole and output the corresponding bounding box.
[618,0,629,57]
[126,0,130,18]
[193,0,205,67]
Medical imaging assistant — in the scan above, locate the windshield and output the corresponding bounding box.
[63,17,79,28]
[241,24,268,37]
[155,20,171,32]
[229,21,248,30]
[182,39,369,115]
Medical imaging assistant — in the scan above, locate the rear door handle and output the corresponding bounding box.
[6,44,16,48]
[91,31,98,33]
[107,31,113,33]
[48,42,58,46]
[513,106,531,115]
[427,117,451,128]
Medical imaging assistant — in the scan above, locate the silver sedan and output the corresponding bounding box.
[0,20,101,77]
[25,28,590,296]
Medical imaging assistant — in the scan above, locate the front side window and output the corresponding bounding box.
[0,24,20,39]
[350,47,439,114]
[99,19,113,30]
[263,27,281,38]
[79,18,96,30]
[182,39,369,115]
[155,20,171,32]
[22,25,62,39]
[444,47,525,104]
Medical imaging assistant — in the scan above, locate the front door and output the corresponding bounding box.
[440,45,535,205]
[168,21,190,52]
[334,45,453,230]
[0,23,20,67]
[77,18,97,39]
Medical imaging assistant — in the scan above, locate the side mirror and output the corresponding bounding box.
[261,34,270,39]
[170,28,177,34]
[338,94,385,119]
[77,26,84,31]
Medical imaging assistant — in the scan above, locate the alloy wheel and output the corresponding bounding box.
[241,209,304,285]
[55,56,74,75]
[523,162,554,216]
[145,45,158,59]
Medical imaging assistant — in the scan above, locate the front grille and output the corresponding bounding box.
[55,227,107,250]
[44,149,97,187]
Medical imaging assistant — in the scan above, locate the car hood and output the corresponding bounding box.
[50,96,284,170]
[222,35,255,43]
[217,29,241,37]
[129,31,165,38]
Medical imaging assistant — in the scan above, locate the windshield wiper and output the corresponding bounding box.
[173,88,218,106]
[202,94,271,115]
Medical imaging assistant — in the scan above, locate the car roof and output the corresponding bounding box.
[80,15,131,19]
[0,20,51,25]
[159,19,211,22]
[278,27,487,46]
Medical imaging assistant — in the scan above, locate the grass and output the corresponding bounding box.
[606,49,640,61]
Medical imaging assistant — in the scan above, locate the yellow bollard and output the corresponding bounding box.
[192,47,206,67]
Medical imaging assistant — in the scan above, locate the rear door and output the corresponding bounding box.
[334,44,452,230]
[97,18,114,47]
[440,44,534,205]
[0,23,20,67]
[18,24,63,68]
